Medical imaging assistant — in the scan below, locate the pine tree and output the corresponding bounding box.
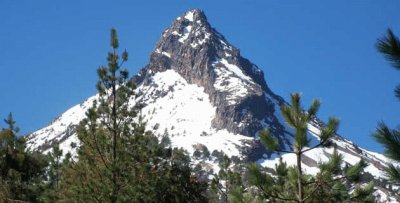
[374,29,400,184]
[210,154,246,203]
[42,145,70,202]
[62,27,135,202]
[48,145,63,191]
[0,113,48,202]
[59,28,207,202]
[248,93,374,202]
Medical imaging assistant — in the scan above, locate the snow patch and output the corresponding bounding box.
[217,58,252,82]
[26,95,97,156]
[184,11,194,21]
[178,25,192,43]
[172,31,180,36]
[213,67,249,105]
[212,58,256,105]
[191,32,210,48]
[155,49,171,58]
[137,69,251,157]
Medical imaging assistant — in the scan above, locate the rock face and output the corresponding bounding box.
[26,9,400,201]
[139,9,285,139]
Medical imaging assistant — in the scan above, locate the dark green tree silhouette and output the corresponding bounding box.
[374,29,400,184]
[42,145,71,202]
[0,113,48,202]
[210,154,245,202]
[376,29,400,98]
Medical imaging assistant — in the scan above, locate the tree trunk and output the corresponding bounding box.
[111,62,117,203]
[297,151,303,203]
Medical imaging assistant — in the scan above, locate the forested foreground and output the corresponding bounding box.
[1,28,400,202]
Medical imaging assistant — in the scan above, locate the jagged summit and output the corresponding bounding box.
[174,9,209,30]
[132,10,286,140]
[145,9,270,91]
[160,9,219,49]
[182,9,207,21]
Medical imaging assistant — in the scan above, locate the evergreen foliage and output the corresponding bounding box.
[210,154,246,203]
[0,113,48,202]
[376,29,400,70]
[248,93,374,202]
[376,29,400,99]
[41,145,71,202]
[374,29,400,184]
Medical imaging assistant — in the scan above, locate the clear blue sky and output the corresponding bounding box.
[1,1,400,153]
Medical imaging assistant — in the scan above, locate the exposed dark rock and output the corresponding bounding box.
[135,9,285,146]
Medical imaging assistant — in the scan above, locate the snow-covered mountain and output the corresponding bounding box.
[26,9,399,201]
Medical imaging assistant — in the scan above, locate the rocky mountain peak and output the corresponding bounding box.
[132,9,285,141]
[174,9,209,28]
[145,9,268,91]
[160,9,217,50]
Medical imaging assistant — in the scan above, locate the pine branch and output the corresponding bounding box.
[376,29,400,69]
[349,182,374,202]
[302,183,320,202]
[303,175,346,186]
[257,182,297,202]
[373,122,400,161]
[91,128,111,170]
[386,164,400,183]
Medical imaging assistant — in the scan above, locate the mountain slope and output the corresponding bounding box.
[26,9,399,201]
